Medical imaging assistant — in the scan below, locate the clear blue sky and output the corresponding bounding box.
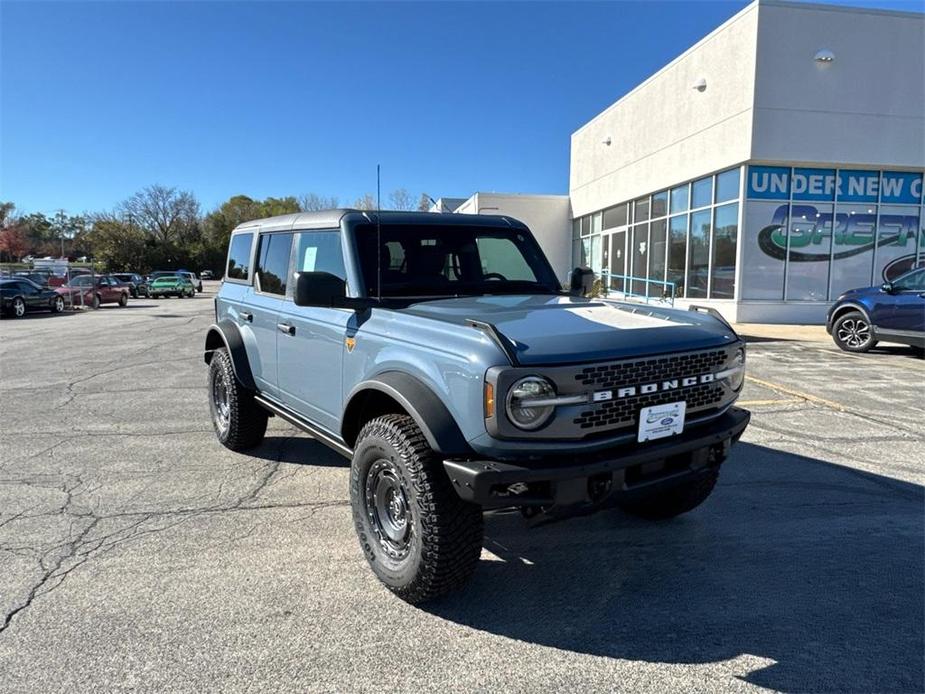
[1,0,920,216]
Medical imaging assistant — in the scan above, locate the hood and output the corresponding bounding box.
[837,285,880,299]
[400,295,738,365]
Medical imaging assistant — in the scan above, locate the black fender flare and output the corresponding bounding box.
[203,319,256,391]
[342,372,472,457]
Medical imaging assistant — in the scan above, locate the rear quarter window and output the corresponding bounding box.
[227,233,254,281]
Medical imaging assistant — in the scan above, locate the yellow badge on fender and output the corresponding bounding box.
[345,337,356,352]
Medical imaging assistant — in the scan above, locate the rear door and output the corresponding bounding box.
[275,229,351,433]
[246,231,294,397]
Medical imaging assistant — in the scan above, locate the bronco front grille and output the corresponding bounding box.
[574,383,725,430]
[573,349,727,389]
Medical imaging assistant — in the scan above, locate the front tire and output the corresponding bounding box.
[51,295,65,313]
[351,414,483,604]
[118,293,128,307]
[90,293,101,310]
[832,311,877,353]
[12,297,26,318]
[208,347,268,451]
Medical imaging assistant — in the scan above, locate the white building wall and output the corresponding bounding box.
[569,3,759,217]
[454,193,572,282]
[752,2,925,169]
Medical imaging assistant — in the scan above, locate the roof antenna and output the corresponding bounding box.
[376,164,382,300]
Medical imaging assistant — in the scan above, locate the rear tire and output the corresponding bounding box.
[12,297,26,318]
[617,462,721,520]
[832,311,877,353]
[351,414,483,604]
[51,295,65,313]
[118,293,128,307]
[208,347,267,451]
[90,294,101,310]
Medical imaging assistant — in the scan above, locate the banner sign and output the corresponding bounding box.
[747,166,924,204]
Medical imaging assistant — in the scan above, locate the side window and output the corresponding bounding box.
[293,231,346,280]
[256,233,293,296]
[894,269,925,291]
[227,232,254,281]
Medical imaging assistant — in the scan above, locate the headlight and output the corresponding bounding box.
[726,347,746,391]
[505,376,556,430]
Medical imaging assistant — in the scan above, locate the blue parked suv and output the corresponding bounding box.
[826,267,925,354]
[204,210,750,602]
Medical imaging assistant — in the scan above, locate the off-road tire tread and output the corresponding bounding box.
[618,468,720,520]
[209,347,267,451]
[352,414,483,603]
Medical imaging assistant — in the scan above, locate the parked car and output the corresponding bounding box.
[1,278,67,317]
[13,271,53,288]
[177,270,203,293]
[204,210,750,603]
[55,274,129,309]
[112,273,149,298]
[827,267,925,354]
[149,275,196,298]
[200,270,214,280]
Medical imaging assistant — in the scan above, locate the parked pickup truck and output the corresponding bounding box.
[204,210,750,603]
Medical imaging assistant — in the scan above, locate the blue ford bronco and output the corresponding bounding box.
[204,210,750,603]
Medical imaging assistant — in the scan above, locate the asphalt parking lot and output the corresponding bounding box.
[0,283,922,693]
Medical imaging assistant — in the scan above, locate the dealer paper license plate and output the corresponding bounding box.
[638,401,686,443]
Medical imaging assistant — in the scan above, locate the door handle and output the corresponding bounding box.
[277,322,295,336]
[240,311,253,322]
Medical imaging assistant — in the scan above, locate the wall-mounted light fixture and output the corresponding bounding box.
[602,137,612,146]
[814,48,835,63]
[692,77,707,92]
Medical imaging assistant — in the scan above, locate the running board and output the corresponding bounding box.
[253,394,353,459]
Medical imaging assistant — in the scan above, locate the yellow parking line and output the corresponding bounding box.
[737,398,803,407]
[744,375,847,412]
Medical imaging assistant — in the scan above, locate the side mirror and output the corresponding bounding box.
[881,282,894,294]
[294,271,348,308]
[569,267,595,297]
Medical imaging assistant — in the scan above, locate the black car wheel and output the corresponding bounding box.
[90,294,101,310]
[207,347,268,450]
[118,293,128,307]
[351,414,483,604]
[833,311,877,353]
[51,295,65,313]
[12,297,26,318]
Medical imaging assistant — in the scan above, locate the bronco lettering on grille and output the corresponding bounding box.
[593,372,717,402]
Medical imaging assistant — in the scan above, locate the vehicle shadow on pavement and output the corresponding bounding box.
[428,443,924,693]
[248,435,350,468]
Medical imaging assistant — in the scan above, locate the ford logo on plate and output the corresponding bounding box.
[660,417,674,425]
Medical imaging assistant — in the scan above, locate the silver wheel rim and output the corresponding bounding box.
[837,318,871,348]
[55,297,64,312]
[365,460,413,560]
[14,299,24,317]
[211,370,230,434]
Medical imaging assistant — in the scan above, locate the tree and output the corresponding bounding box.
[85,214,149,271]
[389,188,414,211]
[417,193,433,212]
[118,184,200,245]
[299,193,340,211]
[0,227,30,261]
[353,193,377,210]
[0,202,15,227]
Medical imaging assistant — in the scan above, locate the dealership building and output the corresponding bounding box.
[450,0,924,323]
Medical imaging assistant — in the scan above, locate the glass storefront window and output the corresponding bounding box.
[742,201,786,300]
[572,219,580,239]
[875,205,921,284]
[580,215,590,237]
[634,197,650,223]
[710,203,738,299]
[603,204,628,229]
[591,211,602,235]
[668,215,687,299]
[649,219,668,298]
[609,231,627,293]
[631,223,649,295]
[785,203,832,301]
[670,184,689,214]
[651,191,668,218]
[716,168,740,204]
[829,204,876,297]
[687,209,711,297]
[691,176,713,209]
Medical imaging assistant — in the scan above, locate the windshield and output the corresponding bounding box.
[354,224,560,298]
[154,276,180,283]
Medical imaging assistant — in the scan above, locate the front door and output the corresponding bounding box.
[276,229,351,434]
[878,268,925,335]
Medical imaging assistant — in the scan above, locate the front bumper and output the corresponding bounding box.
[443,407,750,508]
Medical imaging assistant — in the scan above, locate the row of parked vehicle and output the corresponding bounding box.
[0,269,209,318]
